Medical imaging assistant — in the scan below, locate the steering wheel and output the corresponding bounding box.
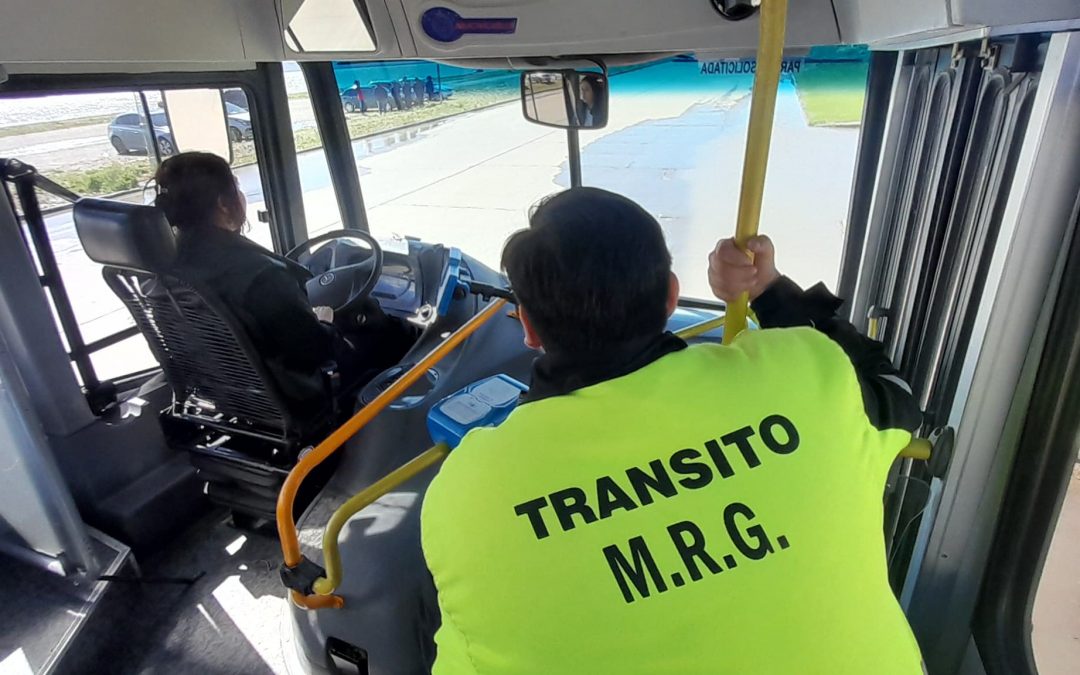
[286,230,384,319]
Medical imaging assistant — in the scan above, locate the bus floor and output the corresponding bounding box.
[44,464,1077,674]
[65,509,289,675]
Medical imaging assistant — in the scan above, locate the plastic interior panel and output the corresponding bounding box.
[435,247,464,317]
[291,290,535,674]
[831,0,953,46]
[0,0,260,66]
[402,0,841,59]
[949,0,1080,28]
[427,373,528,449]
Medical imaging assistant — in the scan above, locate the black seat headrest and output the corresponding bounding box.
[74,197,178,273]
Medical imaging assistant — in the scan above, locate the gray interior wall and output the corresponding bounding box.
[0,182,94,437]
[950,0,1080,27]
[0,323,92,571]
[832,0,1080,46]
[832,0,953,45]
[906,31,1080,672]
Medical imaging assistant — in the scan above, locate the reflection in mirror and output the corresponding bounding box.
[162,89,231,162]
[521,70,608,130]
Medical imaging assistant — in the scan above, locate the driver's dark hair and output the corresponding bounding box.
[581,74,607,120]
[502,187,672,354]
[154,151,245,231]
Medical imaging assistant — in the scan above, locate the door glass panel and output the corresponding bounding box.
[1032,460,1080,673]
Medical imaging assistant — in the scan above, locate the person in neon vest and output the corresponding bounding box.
[421,187,924,674]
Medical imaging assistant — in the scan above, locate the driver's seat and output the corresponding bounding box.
[73,198,342,520]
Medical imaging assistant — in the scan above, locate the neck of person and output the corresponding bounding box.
[525,331,686,404]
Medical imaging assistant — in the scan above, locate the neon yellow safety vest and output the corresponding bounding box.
[421,327,923,674]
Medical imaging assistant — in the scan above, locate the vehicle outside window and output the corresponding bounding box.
[321,50,869,295]
[0,87,269,382]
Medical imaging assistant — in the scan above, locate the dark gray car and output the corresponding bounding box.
[108,105,252,156]
[107,112,174,156]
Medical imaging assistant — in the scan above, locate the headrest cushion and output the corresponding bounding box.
[73,198,177,272]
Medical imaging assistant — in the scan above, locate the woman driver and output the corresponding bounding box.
[578,74,607,127]
[154,151,406,413]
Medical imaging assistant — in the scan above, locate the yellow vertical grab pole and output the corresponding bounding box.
[722,0,789,345]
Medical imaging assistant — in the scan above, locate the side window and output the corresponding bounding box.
[581,47,871,299]
[0,86,267,384]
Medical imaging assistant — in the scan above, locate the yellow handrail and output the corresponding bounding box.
[900,437,931,461]
[277,299,507,609]
[313,444,451,596]
[675,316,727,340]
[722,0,788,345]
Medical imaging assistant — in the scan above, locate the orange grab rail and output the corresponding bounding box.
[277,298,508,608]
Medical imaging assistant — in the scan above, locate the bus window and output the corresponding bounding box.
[581,47,871,299]
[0,86,269,382]
[331,60,551,267]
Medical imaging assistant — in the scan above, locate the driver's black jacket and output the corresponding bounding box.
[175,226,349,407]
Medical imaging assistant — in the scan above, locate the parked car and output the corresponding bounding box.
[225,102,254,142]
[340,86,370,113]
[107,112,174,156]
[222,88,249,111]
[108,105,253,156]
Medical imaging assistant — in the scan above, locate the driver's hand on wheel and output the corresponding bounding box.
[313,306,334,323]
[707,235,780,303]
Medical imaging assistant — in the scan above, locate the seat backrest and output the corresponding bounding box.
[73,198,305,441]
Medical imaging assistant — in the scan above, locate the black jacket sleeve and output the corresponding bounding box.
[243,265,338,372]
[751,276,923,433]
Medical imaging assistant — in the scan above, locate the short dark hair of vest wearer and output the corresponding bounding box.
[502,187,673,354]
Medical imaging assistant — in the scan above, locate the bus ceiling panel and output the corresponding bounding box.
[0,61,259,79]
[400,0,840,60]
[0,0,283,68]
[832,0,954,46]
[834,0,1080,49]
[950,0,1080,30]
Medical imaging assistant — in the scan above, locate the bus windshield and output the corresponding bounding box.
[322,48,869,298]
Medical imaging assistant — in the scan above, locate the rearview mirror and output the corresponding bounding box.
[521,70,608,130]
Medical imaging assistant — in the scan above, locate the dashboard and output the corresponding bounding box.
[372,253,422,318]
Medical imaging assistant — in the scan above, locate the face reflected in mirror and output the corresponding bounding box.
[521,69,608,130]
[576,75,606,128]
[579,79,594,107]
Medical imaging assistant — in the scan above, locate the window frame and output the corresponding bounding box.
[973,195,1080,675]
